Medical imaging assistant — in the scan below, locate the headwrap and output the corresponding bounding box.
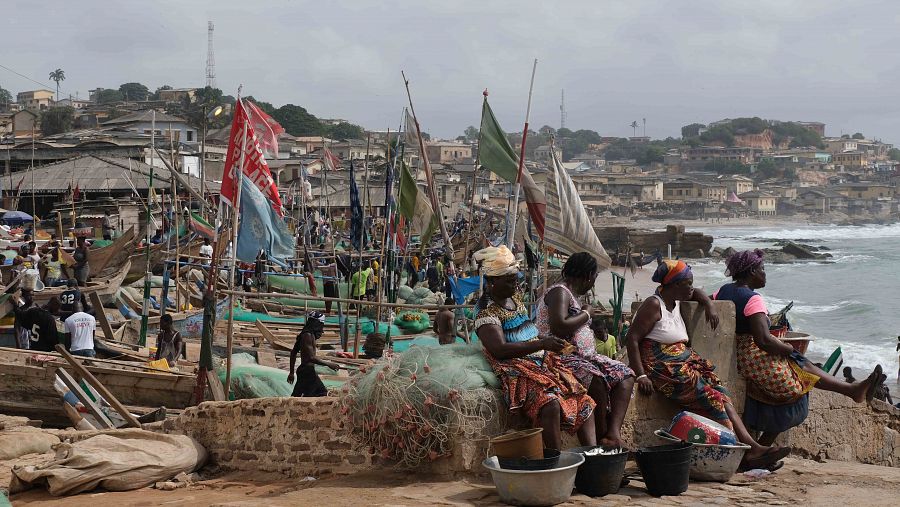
[725,249,765,278]
[652,259,693,286]
[474,245,519,277]
[302,311,326,339]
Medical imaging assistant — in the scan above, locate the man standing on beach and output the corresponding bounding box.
[288,312,339,397]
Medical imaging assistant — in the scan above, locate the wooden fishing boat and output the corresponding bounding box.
[89,226,138,278]
[32,260,131,304]
[0,346,197,427]
[118,299,228,343]
[125,237,203,284]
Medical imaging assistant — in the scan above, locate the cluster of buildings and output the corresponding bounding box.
[1,87,898,225]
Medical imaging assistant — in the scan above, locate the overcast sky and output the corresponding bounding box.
[6,1,900,142]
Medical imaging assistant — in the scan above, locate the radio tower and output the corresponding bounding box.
[206,21,216,88]
[560,89,567,130]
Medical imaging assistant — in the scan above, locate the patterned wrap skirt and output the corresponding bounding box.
[639,340,732,425]
[736,333,819,405]
[485,352,595,433]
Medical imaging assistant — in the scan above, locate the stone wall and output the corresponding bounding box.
[595,224,714,258]
[152,397,370,477]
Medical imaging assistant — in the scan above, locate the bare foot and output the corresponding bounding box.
[851,365,883,403]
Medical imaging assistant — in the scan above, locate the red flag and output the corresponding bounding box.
[220,100,284,216]
[15,177,24,192]
[322,147,342,173]
[245,101,285,158]
[395,215,407,250]
[73,184,81,201]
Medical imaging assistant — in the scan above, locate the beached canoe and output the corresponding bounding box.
[32,260,131,304]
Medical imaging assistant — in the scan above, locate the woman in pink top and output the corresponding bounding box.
[626,260,788,471]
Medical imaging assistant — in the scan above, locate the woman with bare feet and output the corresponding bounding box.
[536,252,634,449]
[713,249,885,447]
[627,259,789,471]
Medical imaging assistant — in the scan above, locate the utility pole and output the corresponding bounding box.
[206,21,216,88]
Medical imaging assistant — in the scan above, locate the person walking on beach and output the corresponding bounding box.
[288,311,340,397]
[713,249,886,446]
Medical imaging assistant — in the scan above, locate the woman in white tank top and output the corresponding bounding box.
[624,260,789,471]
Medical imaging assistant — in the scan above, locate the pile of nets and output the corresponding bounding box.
[341,343,504,468]
[394,310,431,333]
[216,353,293,399]
[397,285,443,305]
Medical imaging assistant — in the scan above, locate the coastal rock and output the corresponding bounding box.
[721,247,736,259]
[712,247,724,257]
[782,242,818,259]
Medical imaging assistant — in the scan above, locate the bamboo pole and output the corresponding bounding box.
[507,59,538,248]
[139,111,157,346]
[224,100,248,400]
[55,345,142,428]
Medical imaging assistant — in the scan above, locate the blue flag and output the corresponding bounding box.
[349,161,366,251]
[237,176,295,266]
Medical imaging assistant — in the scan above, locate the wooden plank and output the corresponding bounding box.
[54,345,142,428]
[55,367,116,429]
[184,341,201,362]
[206,369,226,401]
[255,319,293,351]
[256,350,277,368]
[89,292,117,342]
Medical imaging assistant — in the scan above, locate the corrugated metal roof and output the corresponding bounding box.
[15,155,199,193]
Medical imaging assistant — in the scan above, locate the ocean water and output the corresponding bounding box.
[687,223,900,381]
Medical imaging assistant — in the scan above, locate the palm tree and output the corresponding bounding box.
[630,120,638,137]
[49,69,65,102]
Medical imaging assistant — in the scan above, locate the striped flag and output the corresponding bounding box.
[188,212,215,240]
[544,146,611,269]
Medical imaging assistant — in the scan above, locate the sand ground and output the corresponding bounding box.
[8,457,900,506]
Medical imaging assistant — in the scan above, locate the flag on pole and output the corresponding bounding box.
[349,161,366,251]
[236,175,294,265]
[545,147,611,269]
[322,147,342,173]
[398,161,436,244]
[220,100,284,216]
[244,101,285,158]
[478,97,546,238]
[73,184,80,201]
[188,211,215,240]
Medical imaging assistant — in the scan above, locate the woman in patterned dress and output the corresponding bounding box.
[713,249,885,445]
[536,252,634,449]
[475,246,597,450]
[627,259,789,470]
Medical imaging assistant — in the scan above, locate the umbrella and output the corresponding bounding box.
[1,210,33,222]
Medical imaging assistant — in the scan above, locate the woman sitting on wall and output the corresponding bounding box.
[475,246,597,450]
[626,259,789,470]
[535,252,634,449]
[713,249,885,445]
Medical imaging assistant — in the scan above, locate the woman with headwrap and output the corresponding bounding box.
[475,246,598,450]
[535,252,634,449]
[713,249,885,445]
[288,311,341,397]
[626,259,789,470]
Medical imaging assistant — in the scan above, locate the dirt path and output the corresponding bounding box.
[9,457,900,506]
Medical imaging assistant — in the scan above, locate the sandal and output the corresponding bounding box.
[865,365,884,403]
[738,446,790,472]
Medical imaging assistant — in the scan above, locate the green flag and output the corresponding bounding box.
[478,97,547,237]
[398,161,437,243]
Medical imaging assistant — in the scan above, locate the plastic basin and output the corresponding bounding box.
[635,442,692,497]
[490,428,544,460]
[655,429,750,482]
[483,451,584,506]
[498,448,561,471]
[567,446,628,497]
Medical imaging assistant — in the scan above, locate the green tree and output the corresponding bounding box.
[636,145,665,165]
[0,85,11,109]
[272,104,323,137]
[755,158,779,179]
[704,159,750,175]
[888,148,900,161]
[175,87,230,129]
[851,132,864,139]
[119,82,150,101]
[40,106,74,136]
[326,122,365,140]
[95,89,124,104]
[464,125,479,142]
[681,123,705,138]
[48,69,65,101]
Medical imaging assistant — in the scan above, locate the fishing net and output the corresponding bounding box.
[217,353,293,399]
[394,310,431,333]
[341,343,505,468]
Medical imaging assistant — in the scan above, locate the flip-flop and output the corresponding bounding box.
[766,460,784,472]
[865,365,884,403]
[738,446,790,472]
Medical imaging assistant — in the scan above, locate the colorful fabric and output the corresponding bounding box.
[652,260,692,285]
[535,283,633,396]
[744,295,768,317]
[725,248,764,278]
[188,212,215,241]
[474,245,519,277]
[639,339,732,425]
[478,292,594,432]
[544,151,611,269]
[236,175,295,266]
[736,333,819,404]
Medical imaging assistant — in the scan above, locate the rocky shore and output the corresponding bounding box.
[713,240,834,264]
